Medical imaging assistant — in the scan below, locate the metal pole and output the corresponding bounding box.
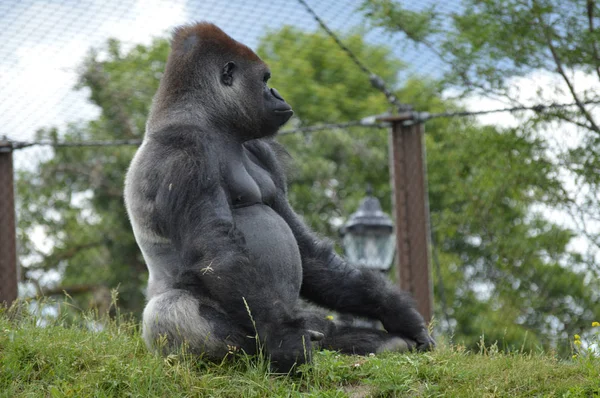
[0,140,18,306]
[380,113,433,323]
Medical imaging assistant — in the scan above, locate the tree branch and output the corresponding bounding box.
[33,240,107,272]
[538,13,600,133]
[38,284,103,297]
[548,112,595,131]
[587,0,600,81]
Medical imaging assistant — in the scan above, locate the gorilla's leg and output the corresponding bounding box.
[320,326,416,354]
[142,289,256,358]
[300,309,416,355]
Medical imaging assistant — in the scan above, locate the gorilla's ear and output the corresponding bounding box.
[221,61,236,86]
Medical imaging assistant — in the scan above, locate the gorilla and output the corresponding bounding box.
[124,22,434,373]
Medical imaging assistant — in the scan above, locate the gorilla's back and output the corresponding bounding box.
[124,141,179,298]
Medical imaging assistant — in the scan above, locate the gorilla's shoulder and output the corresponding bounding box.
[266,139,291,163]
[248,138,291,166]
[243,138,292,188]
[149,124,211,150]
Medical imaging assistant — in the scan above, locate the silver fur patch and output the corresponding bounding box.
[375,337,413,353]
[142,289,225,357]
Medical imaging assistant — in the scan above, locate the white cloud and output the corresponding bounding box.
[98,0,188,46]
[0,0,188,145]
[0,0,189,174]
[457,69,600,258]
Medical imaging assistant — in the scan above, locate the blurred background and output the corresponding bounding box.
[2,0,600,356]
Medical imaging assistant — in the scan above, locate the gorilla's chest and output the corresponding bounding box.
[224,148,302,302]
[225,149,276,207]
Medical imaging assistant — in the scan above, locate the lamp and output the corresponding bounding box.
[340,186,395,272]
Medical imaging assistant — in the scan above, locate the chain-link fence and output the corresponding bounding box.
[2,0,600,353]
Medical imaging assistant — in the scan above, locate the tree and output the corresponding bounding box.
[361,0,600,349]
[361,0,600,263]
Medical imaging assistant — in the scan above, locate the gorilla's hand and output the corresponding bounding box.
[266,326,320,373]
[382,308,435,351]
[413,328,435,351]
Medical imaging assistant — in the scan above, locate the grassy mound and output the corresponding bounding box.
[1,304,599,397]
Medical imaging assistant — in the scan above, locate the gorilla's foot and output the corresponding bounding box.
[319,326,416,355]
[375,336,417,353]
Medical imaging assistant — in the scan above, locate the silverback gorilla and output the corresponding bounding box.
[125,22,434,373]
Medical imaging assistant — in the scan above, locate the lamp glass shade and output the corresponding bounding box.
[342,230,395,271]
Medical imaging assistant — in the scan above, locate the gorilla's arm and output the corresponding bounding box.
[273,198,433,349]
[247,140,433,349]
[153,144,257,316]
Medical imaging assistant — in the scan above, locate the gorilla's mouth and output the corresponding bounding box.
[274,109,294,125]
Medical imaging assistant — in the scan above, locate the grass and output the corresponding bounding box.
[1,303,599,397]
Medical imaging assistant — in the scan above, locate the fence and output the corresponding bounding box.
[0,0,441,315]
[2,0,600,352]
[0,141,18,305]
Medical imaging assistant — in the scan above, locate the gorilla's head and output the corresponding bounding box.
[154,22,293,140]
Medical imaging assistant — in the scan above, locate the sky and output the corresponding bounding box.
[4,0,590,160]
[0,0,453,155]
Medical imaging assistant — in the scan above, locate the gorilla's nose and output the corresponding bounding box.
[271,88,285,101]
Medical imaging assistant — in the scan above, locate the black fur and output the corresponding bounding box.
[124,22,433,374]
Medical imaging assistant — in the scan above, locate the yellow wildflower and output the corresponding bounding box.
[592,321,600,327]
[326,315,334,321]
[574,334,581,340]
[573,340,582,347]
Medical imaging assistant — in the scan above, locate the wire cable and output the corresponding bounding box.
[296,0,411,112]
[6,100,599,149]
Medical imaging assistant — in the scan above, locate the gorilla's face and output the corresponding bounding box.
[154,24,294,140]
[221,60,293,138]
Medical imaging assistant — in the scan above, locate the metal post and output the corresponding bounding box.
[0,140,18,306]
[379,113,433,323]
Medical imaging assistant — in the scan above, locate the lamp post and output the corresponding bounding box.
[340,186,395,274]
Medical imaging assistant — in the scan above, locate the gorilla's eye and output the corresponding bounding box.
[263,72,271,83]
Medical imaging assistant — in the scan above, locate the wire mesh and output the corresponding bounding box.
[2,0,599,354]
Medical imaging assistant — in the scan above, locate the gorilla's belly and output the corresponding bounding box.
[233,204,303,304]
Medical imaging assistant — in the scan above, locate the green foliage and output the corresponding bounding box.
[361,0,600,354]
[1,307,599,397]
[359,0,441,42]
[361,0,600,92]
[360,0,600,264]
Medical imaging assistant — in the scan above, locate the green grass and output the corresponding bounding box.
[1,305,599,398]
